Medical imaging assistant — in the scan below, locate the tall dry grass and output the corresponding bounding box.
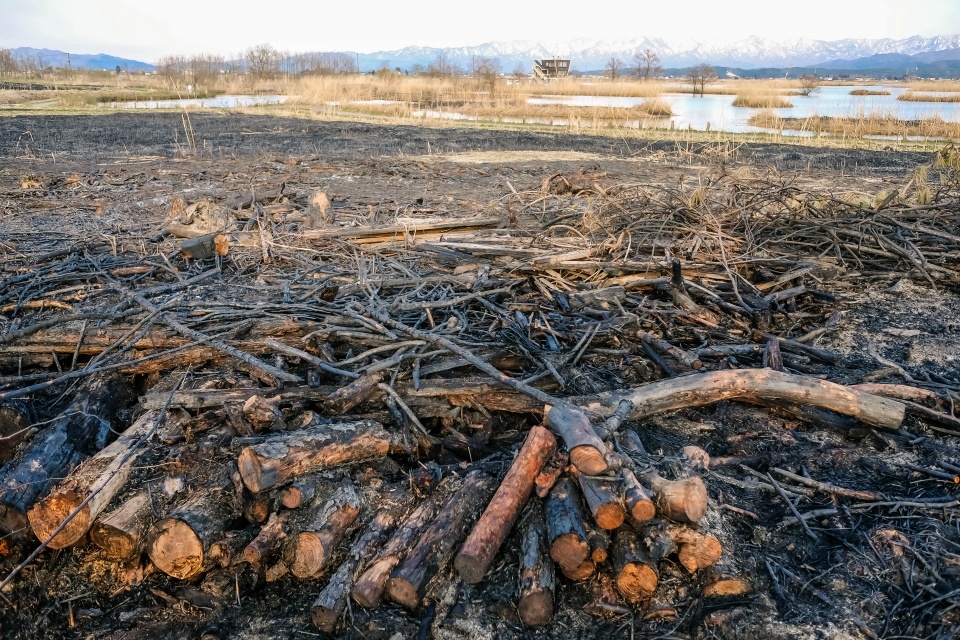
[899,91,960,103]
[908,80,960,92]
[850,89,891,96]
[731,89,794,108]
[749,109,960,138]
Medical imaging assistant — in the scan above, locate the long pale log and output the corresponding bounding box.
[285,482,362,579]
[238,420,394,493]
[544,476,590,572]
[352,489,448,608]
[517,500,555,627]
[89,492,152,559]
[28,410,161,548]
[611,369,905,429]
[311,489,414,632]
[387,470,495,609]
[455,425,556,584]
[0,373,132,538]
[146,476,236,579]
[544,404,607,475]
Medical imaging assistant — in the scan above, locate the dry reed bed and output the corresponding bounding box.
[749,110,960,139]
[850,89,891,96]
[899,91,960,103]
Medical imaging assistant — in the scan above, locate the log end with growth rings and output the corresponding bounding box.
[27,491,89,549]
[147,518,205,580]
[616,563,658,602]
[288,532,329,579]
[569,446,608,476]
[236,449,263,493]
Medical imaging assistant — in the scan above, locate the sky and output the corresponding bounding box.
[1,0,959,61]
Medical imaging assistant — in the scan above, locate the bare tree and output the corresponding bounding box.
[686,63,717,97]
[474,56,501,93]
[606,57,624,80]
[246,44,281,79]
[0,48,19,76]
[633,49,663,80]
[798,73,820,96]
[427,51,461,77]
[512,63,527,79]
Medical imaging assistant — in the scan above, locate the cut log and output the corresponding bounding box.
[544,476,590,572]
[89,492,152,559]
[324,373,384,414]
[455,425,556,584]
[146,474,237,579]
[387,470,495,609]
[311,488,414,632]
[545,405,607,475]
[279,477,319,509]
[243,511,289,565]
[572,468,625,530]
[241,395,286,432]
[352,489,449,609]
[181,235,217,260]
[0,373,133,539]
[285,481,362,579]
[238,420,395,493]
[641,472,708,524]
[670,527,722,573]
[560,558,596,581]
[208,529,256,568]
[704,576,752,598]
[611,369,905,429]
[534,450,568,498]
[586,524,611,564]
[611,528,659,603]
[620,468,655,523]
[517,500,555,627]
[28,410,161,549]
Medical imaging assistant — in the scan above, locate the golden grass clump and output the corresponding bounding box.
[898,91,960,103]
[749,110,960,139]
[731,93,794,108]
[850,89,891,96]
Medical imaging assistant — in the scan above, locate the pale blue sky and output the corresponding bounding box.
[1,0,958,61]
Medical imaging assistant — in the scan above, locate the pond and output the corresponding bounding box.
[106,95,288,109]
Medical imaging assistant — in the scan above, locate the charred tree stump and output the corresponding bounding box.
[517,500,555,627]
[352,489,448,609]
[387,470,495,609]
[544,476,590,573]
[285,481,362,579]
[238,420,396,493]
[455,425,556,583]
[28,410,161,548]
[89,492,153,560]
[572,468,625,530]
[545,405,607,475]
[0,373,132,539]
[146,473,237,579]
[640,471,708,524]
[311,489,414,632]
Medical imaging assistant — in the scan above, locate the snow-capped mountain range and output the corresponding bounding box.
[356,34,960,72]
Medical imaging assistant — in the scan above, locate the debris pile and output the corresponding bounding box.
[1,155,960,638]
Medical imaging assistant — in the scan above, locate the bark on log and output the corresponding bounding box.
[387,470,495,609]
[243,511,289,565]
[0,401,34,465]
[611,369,905,429]
[534,450,568,499]
[612,528,659,603]
[352,489,448,609]
[586,524,611,564]
[455,425,556,583]
[544,404,607,475]
[621,468,655,523]
[324,373,384,414]
[285,482,362,579]
[0,373,132,539]
[238,420,395,493]
[572,468,625,530]
[208,529,256,568]
[28,410,161,549]
[279,477,319,509]
[544,476,590,572]
[517,500,555,627]
[89,492,152,559]
[311,489,414,632]
[146,475,237,579]
[641,472,708,524]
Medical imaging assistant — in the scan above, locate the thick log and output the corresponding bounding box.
[517,501,555,627]
[620,468,655,523]
[352,490,448,608]
[387,470,495,609]
[641,472,708,525]
[0,401,34,465]
[670,527,722,573]
[612,528,658,603]
[285,482,362,579]
[544,476,590,572]
[146,475,237,579]
[572,468,625,530]
[279,477,319,509]
[455,425,556,583]
[208,529,256,568]
[545,405,607,475]
[0,373,132,539]
[324,373,384,414]
[611,369,905,429]
[28,410,161,549]
[89,492,152,559]
[311,489,414,632]
[561,558,596,581]
[238,420,395,493]
[243,511,289,564]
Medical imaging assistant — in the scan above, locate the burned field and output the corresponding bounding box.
[0,114,959,640]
